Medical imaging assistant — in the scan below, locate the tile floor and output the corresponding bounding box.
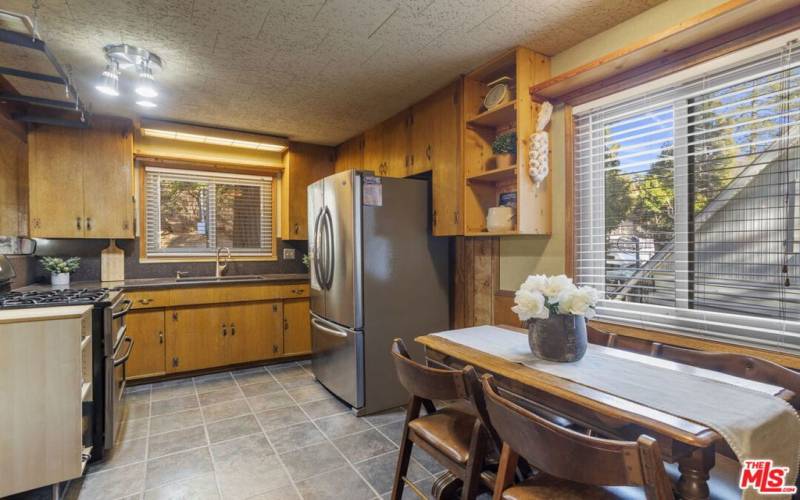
[12,360,457,500]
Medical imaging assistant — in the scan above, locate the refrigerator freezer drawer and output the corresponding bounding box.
[310,314,364,408]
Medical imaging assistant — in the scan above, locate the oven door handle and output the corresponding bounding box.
[114,336,134,366]
[112,298,133,319]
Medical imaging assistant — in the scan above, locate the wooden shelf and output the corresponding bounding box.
[466,101,516,128]
[466,165,517,183]
[465,230,520,237]
[529,0,795,102]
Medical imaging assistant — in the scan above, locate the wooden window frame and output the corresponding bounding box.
[136,158,279,263]
[556,18,800,365]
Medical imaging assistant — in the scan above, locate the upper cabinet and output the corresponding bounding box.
[334,135,364,173]
[281,142,335,240]
[463,47,551,236]
[340,81,463,235]
[28,117,134,239]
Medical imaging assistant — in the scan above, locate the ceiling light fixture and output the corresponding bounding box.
[95,61,120,96]
[96,44,163,105]
[140,122,288,152]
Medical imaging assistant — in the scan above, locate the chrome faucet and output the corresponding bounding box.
[216,247,231,278]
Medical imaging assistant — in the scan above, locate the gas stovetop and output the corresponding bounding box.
[0,288,110,309]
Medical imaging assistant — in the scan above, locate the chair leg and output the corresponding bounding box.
[461,421,487,500]
[493,443,519,500]
[391,397,421,500]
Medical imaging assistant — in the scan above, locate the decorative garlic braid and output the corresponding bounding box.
[528,101,553,187]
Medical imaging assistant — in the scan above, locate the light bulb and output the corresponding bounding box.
[135,61,158,98]
[136,100,157,108]
[95,63,119,97]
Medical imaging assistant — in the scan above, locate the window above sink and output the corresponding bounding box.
[142,165,276,260]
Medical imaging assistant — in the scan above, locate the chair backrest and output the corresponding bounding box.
[657,345,800,405]
[481,375,673,500]
[391,338,468,402]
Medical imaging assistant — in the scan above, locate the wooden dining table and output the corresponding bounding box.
[416,326,797,500]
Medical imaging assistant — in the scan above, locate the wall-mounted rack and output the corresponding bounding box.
[0,9,88,127]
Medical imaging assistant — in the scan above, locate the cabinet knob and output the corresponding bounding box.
[76,217,82,230]
[293,224,299,234]
[172,311,179,321]
[158,331,164,344]
[222,323,227,336]
[426,145,432,160]
[86,217,92,231]
[230,323,236,336]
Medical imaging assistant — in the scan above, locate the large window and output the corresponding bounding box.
[144,167,274,257]
[574,41,800,352]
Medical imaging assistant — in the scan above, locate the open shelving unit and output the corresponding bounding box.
[462,47,552,236]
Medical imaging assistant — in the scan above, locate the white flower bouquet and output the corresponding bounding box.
[512,274,599,322]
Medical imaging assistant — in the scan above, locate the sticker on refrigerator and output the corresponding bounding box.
[363,176,383,206]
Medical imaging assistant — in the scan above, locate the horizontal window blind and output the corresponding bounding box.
[144,167,273,256]
[574,41,800,353]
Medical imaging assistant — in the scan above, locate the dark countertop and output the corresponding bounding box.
[15,273,309,292]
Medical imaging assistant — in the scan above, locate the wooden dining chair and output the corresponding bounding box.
[390,339,496,500]
[481,374,674,500]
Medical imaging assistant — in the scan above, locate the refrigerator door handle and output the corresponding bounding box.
[323,207,335,290]
[313,208,325,289]
[311,317,348,338]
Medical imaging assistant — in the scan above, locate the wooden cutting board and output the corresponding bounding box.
[101,239,125,282]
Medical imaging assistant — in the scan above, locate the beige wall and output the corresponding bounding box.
[0,115,28,236]
[498,0,729,290]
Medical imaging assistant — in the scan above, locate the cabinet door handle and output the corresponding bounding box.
[76,217,82,230]
[139,298,153,305]
[284,318,288,331]
[222,323,227,336]
[158,331,164,344]
[86,217,92,231]
[426,145,432,160]
[293,223,299,234]
[172,311,178,321]
[230,323,236,336]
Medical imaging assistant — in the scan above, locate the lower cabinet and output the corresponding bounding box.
[126,293,310,378]
[283,298,311,356]
[126,310,166,379]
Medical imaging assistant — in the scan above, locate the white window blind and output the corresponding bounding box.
[574,41,800,353]
[144,167,273,256]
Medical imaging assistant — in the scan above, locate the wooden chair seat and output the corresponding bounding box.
[500,475,648,500]
[408,401,476,464]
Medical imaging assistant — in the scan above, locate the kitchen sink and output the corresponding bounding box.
[175,275,264,282]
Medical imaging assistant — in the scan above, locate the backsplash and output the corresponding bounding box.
[20,238,308,284]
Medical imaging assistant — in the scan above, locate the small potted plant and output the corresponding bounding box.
[41,256,81,287]
[491,131,516,169]
[512,274,599,362]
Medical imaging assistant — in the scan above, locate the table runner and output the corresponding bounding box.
[431,326,800,500]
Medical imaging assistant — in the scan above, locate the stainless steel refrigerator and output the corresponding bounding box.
[307,170,449,415]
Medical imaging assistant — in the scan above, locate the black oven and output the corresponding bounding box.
[103,294,133,450]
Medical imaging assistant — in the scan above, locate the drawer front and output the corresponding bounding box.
[282,284,309,298]
[127,290,171,309]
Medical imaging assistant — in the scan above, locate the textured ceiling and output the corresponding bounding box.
[1,0,663,145]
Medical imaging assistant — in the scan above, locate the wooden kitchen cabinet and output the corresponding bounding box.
[28,117,134,239]
[281,142,335,240]
[334,135,364,173]
[362,111,410,177]
[226,301,282,363]
[165,306,227,373]
[126,310,166,379]
[430,82,463,236]
[283,298,311,356]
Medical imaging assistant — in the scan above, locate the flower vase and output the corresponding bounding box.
[495,153,514,170]
[51,272,70,287]
[528,314,587,362]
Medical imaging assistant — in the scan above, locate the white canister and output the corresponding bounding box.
[486,206,514,232]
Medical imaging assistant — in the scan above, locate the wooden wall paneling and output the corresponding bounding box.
[453,236,501,327]
[564,104,575,278]
[529,0,798,102]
